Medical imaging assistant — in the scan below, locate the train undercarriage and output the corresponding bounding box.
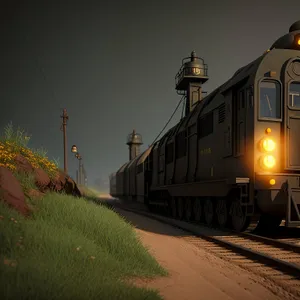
[146,180,300,232]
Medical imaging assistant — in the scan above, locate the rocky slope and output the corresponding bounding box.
[0,153,81,216]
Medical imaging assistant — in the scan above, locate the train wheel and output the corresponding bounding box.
[255,214,282,233]
[177,197,184,220]
[185,197,192,221]
[230,199,251,232]
[216,198,229,228]
[204,197,215,226]
[193,198,202,223]
[170,197,177,219]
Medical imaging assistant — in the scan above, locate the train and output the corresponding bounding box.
[109,20,300,232]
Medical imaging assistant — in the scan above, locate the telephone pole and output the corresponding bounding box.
[61,108,69,174]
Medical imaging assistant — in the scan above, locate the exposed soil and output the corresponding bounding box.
[115,208,299,300]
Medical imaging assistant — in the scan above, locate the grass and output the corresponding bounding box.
[77,185,99,198]
[0,122,167,299]
[0,192,167,300]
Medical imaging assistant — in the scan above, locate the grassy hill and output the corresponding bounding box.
[0,123,167,299]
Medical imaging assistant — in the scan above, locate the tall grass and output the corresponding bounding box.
[1,122,31,151]
[0,193,167,299]
[52,157,60,169]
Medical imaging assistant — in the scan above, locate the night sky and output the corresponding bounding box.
[1,1,300,191]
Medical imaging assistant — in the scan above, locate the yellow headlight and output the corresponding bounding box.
[265,127,272,134]
[261,138,276,152]
[297,38,300,46]
[262,155,276,169]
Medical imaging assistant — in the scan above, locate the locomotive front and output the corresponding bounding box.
[254,20,300,227]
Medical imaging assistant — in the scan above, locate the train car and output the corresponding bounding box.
[110,20,300,232]
[136,146,153,203]
[147,20,300,232]
[115,162,130,198]
[109,172,117,197]
[127,152,143,201]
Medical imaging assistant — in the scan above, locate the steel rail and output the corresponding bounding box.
[111,202,300,279]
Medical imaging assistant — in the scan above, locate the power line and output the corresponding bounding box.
[150,95,185,146]
[181,96,186,119]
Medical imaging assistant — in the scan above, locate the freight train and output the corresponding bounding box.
[109,20,300,232]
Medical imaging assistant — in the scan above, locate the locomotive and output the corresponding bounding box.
[109,20,300,232]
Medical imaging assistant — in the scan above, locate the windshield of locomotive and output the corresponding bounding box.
[259,80,281,119]
[289,82,300,107]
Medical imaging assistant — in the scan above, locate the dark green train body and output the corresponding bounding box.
[110,21,300,232]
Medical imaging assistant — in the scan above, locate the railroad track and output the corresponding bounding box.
[107,200,300,298]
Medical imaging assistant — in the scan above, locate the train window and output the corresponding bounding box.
[166,143,174,164]
[198,112,214,138]
[175,131,187,159]
[289,82,300,107]
[259,80,281,119]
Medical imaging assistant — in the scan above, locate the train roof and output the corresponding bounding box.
[109,172,116,179]
[127,152,143,170]
[137,146,153,165]
[196,54,265,112]
[154,53,266,145]
[116,161,130,174]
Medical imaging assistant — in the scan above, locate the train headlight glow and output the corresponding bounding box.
[261,138,276,152]
[297,37,300,46]
[261,155,276,169]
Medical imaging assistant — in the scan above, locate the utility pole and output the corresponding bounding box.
[61,108,69,174]
[79,158,83,185]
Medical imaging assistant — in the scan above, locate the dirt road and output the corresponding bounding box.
[115,208,298,300]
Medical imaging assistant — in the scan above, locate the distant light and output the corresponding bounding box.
[297,38,300,46]
[71,145,78,153]
[192,67,200,75]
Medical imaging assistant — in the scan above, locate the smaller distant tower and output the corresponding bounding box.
[175,51,209,117]
[126,129,143,161]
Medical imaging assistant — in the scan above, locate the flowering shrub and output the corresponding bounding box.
[0,123,59,179]
[0,142,17,171]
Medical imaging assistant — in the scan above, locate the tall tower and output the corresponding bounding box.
[126,129,143,161]
[175,51,209,117]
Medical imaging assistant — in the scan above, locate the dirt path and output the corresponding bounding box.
[115,208,298,300]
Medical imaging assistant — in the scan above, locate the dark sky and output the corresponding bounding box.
[1,0,300,190]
